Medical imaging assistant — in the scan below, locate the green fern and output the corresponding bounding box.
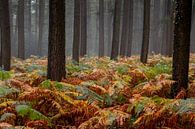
[0,86,20,97]
[0,70,11,81]
[0,113,16,122]
[139,63,172,79]
[15,105,50,121]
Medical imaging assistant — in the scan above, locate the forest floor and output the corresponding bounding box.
[0,54,195,129]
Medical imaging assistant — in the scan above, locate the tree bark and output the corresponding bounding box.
[80,0,87,57]
[126,0,133,57]
[165,0,173,56]
[28,0,32,56]
[38,0,45,56]
[18,0,25,59]
[0,0,11,70]
[99,0,104,57]
[111,0,122,60]
[73,0,80,63]
[120,0,130,57]
[0,2,3,67]
[171,0,192,98]
[47,0,65,81]
[140,0,150,63]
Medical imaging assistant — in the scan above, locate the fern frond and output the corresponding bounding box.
[15,105,50,121]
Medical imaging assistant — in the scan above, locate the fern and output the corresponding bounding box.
[0,86,19,97]
[76,86,104,103]
[0,70,11,81]
[15,105,50,121]
[0,113,16,122]
[139,63,172,79]
[115,64,129,74]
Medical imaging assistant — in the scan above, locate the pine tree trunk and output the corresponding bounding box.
[120,0,130,57]
[28,0,32,56]
[99,0,104,57]
[38,0,45,56]
[0,2,3,67]
[73,0,80,63]
[111,0,122,60]
[165,0,173,56]
[140,0,150,63]
[80,0,87,57]
[0,0,11,71]
[18,0,25,59]
[171,0,192,98]
[47,0,65,81]
[126,0,133,57]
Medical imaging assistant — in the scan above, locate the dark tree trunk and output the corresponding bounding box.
[38,0,45,56]
[18,0,25,59]
[126,0,133,57]
[35,0,38,54]
[140,0,150,63]
[193,0,195,22]
[0,3,3,67]
[165,0,173,56]
[0,0,11,71]
[120,0,130,57]
[171,0,192,98]
[28,0,32,56]
[99,0,104,57]
[47,0,65,81]
[80,0,87,57]
[73,0,80,63]
[111,0,122,60]
[152,0,161,53]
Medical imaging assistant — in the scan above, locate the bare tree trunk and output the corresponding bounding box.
[35,0,38,54]
[126,0,133,57]
[152,0,160,53]
[140,0,150,63]
[120,0,130,57]
[192,0,195,22]
[38,0,45,56]
[0,3,3,66]
[73,0,80,63]
[111,0,122,60]
[99,0,104,57]
[171,0,192,98]
[28,0,32,56]
[47,0,65,81]
[80,0,87,57]
[0,0,11,70]
[18,0,25,59]
[165,0,173,56]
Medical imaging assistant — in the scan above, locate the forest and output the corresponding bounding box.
[0,0,194,128]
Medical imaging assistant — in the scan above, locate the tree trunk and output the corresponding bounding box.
[120,0,130,57]
[111,0,122,60]
[28,0,32,56]
[38,0,45,56]
[140,0,150,63]
[99,0,104,57]
[126,0,133,57]
[35,0,38,54]
[73,0,80,63]
[152,0,161,53]
[18,0,25,59]
[0,3,3,67]
[0,0,11,70]
[171,0,192,98]
[165,0,173,56]
[80,0,87,57]
[47,0,65,81]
